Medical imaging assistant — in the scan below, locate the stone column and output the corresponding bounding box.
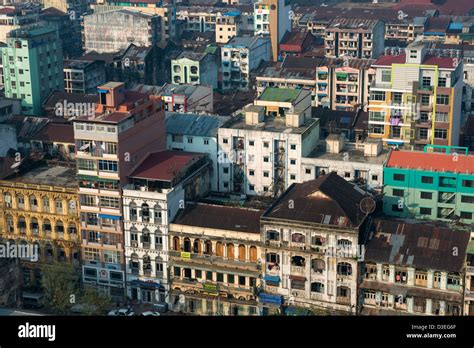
[440,272,448,290]
[427,270,434,289]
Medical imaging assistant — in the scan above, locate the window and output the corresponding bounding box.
[420,192,432,199]
[223,167,229,174]
[78,159,96,171]
[290,144,296,150]
[344,172,351,178]
[227,274,235,284]
[100,197,120,208]
[263,156,269,162]
[462,180,474,188]
[311,282,324,293]
[393,173,405,181]
[381,70,391,83]
[421,94,430,105]
[420,207,431,215]
[436,95,449,105]
[263,142,269,148]
[55,199,63,213]
[421,176,433,184]
[98,160,118,172]
[217,273,224,282]
[422,76,431,88]
[372,175,378,181]
[290,159,296,165]
[369,111,385,122]
[409,50,417,59]
[290,174,296,180]
[434,129,447,139]
[460,212,472,219]
[263,171,269,177]
[249,184,254,191]
[187,137,193,144]
[435,112,448,123]
[336,262,352,276]
[306,168,311,175]
[392,92,402,104]
[249,170,254,176]
[461,196,474,204]
[438,77,446,87]
[239,276,246,286]
[392,189,404,197]
[368,125,384,134]
[249,140,254,146]
[370,91,386,101]
[222,138,228,144]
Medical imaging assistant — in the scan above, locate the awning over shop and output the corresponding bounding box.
[263,275,280,283]
[259,292,283,305]
[336,72,348,78]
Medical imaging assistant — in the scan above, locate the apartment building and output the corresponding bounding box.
[256,56,320,106]
[176,6,240,34]
[383,146,474,225]
[254,0,291,61]
[221,36,271,91]
[218,87,319,197]
[260,173,371,314]
[123,151,210,305]
[93,0,176,44]
[73,82,166,300]
[0,162,80,288]
[315,57,375,111]
[169,203,263,315]
[171,50,218,89]
[0,26,64,115]
[0,3,40,42]
[166,113,229,192]
[83,10,161,54]
[64,59,106,94]
[301,135,388,190]
[361,218,470,316]
[367,41,464,149]
[324,18,384,60]
[216,11,240,44]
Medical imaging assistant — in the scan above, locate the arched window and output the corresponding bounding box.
[312,258,325,273]
[143,255,152,274]
[193,239,201,254]
[130,253,139,273]
[311,282,325,294]
[17,194,25,209]
[142,228,151,248]
[129,201,137,221]
[4,192,12,208]
[249,246,257,262]
[238,244,246,261]
[30,218,39,235]
[68,200,76,214]
[337,262,352,276]
[141,203,150,222]
[43,219,52,234]
[183,237,191,252]
[173,236,180,251]
[204,240,212,255]
[29,195,38,211]
[17,216,26,234]
[45,243,54,262]
[57,247,66,261]
[227,243,234,259]
[42,197,50,213]
[216,241,223,257]
[55,198,63,214]
[154,204,162,223]
[56,220,64,234]
[5,214,14,233]
[291,232,305,243]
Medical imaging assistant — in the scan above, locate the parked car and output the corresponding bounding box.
[141,311,160,316]
[108,308,135,316]
[153,303,169,313]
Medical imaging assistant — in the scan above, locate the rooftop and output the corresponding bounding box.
[172,202,263,234]
[258,87,302,103]
[222,114,318,134]
[166,112,228,137]
[327,18,380,31]
[6,163,77,188]
[130,150,206,182]
[263,172,368,228]
[306,146,389,166]
[386,149,474,174]
[225,36,268,49]
[30,122,74,144]
[373,53,459,70]
[366,218,470,272]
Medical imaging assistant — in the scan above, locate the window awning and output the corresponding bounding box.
[99,214,121,220]
[264,275,281,283]
[289,275,306,282]
[131,280,161,288]
[336,72,348,78]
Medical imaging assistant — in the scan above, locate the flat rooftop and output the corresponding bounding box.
[258,87,302,103]
[306,147,389,165]
[7,163,77,188]
[222,115,318,135]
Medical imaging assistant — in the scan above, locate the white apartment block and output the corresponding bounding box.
[222,36,271,91]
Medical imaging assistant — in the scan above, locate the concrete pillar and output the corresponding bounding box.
[407,268,415,286]
[427,270,434,289]
[407,296,414,313]
[376,263,383,281]
[440,272,448,290]
[388,294,394,308]
[389,265,395,283]
[426,298,432,315]
[440,300,446,315]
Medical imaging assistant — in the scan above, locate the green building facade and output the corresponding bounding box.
[1,26,64,115]
[383,146,474,224]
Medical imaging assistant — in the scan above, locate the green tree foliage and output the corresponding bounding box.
[40,262,79,314]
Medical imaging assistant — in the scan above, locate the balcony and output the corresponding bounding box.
[168,250,260,272]
[290,265,305,275]
[336,296,351,305]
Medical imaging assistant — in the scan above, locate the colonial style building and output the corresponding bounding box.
[123,151,210,305]
[360,218,470,315]
[260,173,372,314]
[0,162,80,288]
[169,203,263,315]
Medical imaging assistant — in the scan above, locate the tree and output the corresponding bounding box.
[40,262,80,314]
[79,286,112,315]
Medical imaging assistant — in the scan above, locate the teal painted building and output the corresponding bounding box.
[383,146,474,224]
[1,26,64,115]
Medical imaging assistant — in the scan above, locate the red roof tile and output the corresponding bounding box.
[373,54,406,66]
[373,54,457,69]
[31,123,74,144]
[386,150,474,174]
[131,151,205,181]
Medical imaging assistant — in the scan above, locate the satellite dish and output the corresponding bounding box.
[359,197,376,215]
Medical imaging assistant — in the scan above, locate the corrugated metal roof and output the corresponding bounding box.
[165,112,228,137]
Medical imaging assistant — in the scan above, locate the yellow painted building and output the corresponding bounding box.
[0,162,80,287]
